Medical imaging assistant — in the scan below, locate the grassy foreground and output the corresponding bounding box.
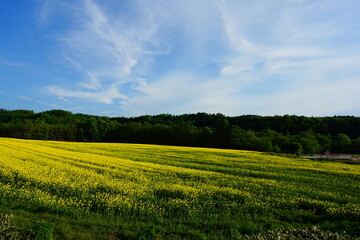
[0,138,359,239]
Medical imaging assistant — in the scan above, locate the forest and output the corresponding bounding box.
[0,109,359,154]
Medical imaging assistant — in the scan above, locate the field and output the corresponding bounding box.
[0,137,359,239]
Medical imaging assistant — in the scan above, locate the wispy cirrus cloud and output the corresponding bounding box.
[0,57,27,68]
[47,84,127,104]
[35,0,56,25]
[44,0,167,104]
[122,71,242,115]
[40,0,360,116]
[211,0,360,115]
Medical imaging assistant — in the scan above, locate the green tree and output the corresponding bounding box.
[296,131,320,154]
[288,142,303,155]
[351,137,360,153]
[229,126,247,149]
[331,133,351,153]
[316,134,331,152]
[84,118,100,141]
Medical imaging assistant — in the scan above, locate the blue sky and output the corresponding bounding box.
[1,0,360,117]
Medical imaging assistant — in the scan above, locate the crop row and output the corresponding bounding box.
[0,137,359,237]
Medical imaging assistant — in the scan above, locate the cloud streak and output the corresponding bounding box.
[45,0,166,104]
[47,84,128,104]
[0,57,27,68]
[41,0,360,116]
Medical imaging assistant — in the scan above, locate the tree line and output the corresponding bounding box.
[0,109,359,154]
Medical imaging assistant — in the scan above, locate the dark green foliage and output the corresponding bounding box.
[0,109,360,153]
[288,142,303,155]
[296,131,321,154]
[331,133,351,153]
[33,222,54,240]
[352,138,360,153]
[316,134,332,152]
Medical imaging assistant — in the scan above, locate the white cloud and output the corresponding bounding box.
[35,0,56,25]
[41,0,360,116]
[255,76,360,116]
[0,57,27,68]
[221,64,252,77]
[18,96,32,101]
[47,85,127,104]
[121,71,250,116]
[45,0,166,103]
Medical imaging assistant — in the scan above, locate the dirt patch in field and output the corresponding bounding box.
[301,154,360,162]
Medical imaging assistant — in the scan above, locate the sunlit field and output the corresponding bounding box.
[0,137,359,239]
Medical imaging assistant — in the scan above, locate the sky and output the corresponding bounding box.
[1,0,360,117]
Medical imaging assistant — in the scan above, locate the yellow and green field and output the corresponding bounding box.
[0,137,359,239]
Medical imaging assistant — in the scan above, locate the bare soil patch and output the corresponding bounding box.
[301,154,360,161]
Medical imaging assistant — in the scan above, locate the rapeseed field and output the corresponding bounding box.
[0,137,359,239]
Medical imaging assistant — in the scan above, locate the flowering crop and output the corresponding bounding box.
[0,137,359,238]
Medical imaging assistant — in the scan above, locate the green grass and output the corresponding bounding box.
[0,137,359,239]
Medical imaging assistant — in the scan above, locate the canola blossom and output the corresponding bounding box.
[0,137,359,237]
